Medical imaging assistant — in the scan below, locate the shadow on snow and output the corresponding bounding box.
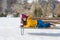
[28,33,60,37]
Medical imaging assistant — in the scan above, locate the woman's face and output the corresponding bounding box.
[23,18,26,21]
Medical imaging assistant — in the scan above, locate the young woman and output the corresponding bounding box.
[21,14,54,28]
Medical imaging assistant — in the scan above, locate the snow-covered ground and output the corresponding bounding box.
[0,17,60,40]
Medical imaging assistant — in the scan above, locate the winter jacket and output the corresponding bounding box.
[24,14,37,28]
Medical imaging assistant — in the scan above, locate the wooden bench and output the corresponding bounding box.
[20,19,60,35]
[20,24,60,35]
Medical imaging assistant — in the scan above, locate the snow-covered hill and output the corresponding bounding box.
[0,17,60,40]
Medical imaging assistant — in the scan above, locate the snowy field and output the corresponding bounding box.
[0,17,60,40]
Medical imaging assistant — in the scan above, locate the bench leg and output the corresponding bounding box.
[21,27,24,35]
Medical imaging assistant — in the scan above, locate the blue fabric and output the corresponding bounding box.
[37,20,51,28]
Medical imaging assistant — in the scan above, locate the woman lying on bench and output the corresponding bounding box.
[21,14,54,28]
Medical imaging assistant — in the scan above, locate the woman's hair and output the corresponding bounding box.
[28,14,33,19]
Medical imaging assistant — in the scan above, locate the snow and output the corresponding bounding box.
[58,0,60,1]
[28,0,33,3]
[0,17,60,40]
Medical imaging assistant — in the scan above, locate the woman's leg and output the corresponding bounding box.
[43,23,51,28]
[37,20,44,28]
[37,20,51,28]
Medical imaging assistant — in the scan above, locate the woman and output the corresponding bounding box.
[21,14,54,28]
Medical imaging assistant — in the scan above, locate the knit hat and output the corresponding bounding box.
[22,14,27,19]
